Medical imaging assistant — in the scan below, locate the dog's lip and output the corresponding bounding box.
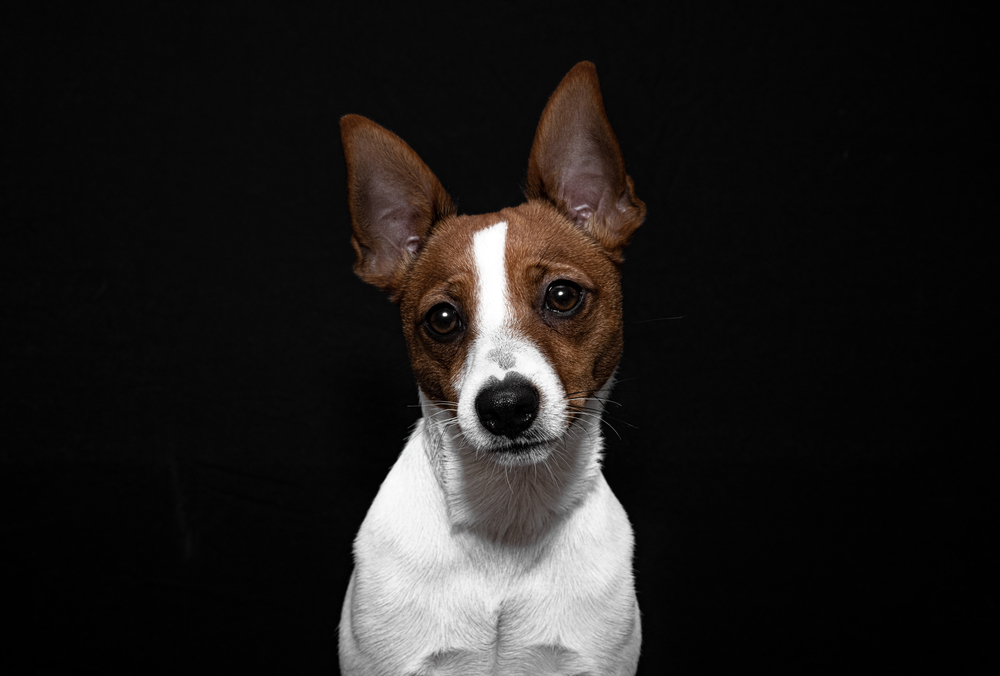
[490,438,553,454]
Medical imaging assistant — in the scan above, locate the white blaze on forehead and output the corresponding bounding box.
[472,221,510,333]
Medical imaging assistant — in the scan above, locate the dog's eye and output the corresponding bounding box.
[424,303,462,338]
[544,280,583,314]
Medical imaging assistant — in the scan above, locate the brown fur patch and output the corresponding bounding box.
[396,214,480,406]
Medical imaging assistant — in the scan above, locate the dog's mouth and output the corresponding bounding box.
[490,437,551,454]
[476,435,559,467]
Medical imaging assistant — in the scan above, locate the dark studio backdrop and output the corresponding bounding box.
[1,1,991,673]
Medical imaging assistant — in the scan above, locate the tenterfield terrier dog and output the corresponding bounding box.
[338,62,646,676]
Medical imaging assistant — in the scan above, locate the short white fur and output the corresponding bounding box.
[471,221,509,334]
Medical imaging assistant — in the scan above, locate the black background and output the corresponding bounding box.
[1,1,992,673]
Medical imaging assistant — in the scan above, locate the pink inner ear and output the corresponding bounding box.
[570,204,594,223]
[559,169,610,225]
[370,197,424,250]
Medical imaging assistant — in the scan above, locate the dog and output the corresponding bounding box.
[337,62,646,676]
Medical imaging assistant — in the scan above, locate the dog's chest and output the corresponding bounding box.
[342,435,639,674]
[405,560,594,673]
[349,535,627,675]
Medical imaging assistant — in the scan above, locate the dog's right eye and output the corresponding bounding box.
[544,280,584,315]
[424,303,462,339]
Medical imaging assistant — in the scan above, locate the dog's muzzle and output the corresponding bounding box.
[474,372,539,440]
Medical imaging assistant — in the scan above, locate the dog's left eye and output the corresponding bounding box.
[544,280,583,314]
[424,303,462,339]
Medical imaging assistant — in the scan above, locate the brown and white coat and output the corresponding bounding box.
[338,62,646,676]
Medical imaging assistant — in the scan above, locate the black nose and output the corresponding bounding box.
[474,372,539,439]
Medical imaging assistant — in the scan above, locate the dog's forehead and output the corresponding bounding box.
[413,204,601,284]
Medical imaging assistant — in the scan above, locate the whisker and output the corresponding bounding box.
[581,411,639,430]
[409,400,459,410]
[564,388,610,398]
[629,315,686,324]
[566,395,623,408]
[540,455,556,483]
[568,405,639,431]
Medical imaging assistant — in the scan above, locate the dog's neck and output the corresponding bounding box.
[417,388,609,548]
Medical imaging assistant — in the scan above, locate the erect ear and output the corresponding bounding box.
[340,114,455,298]
[526,62,645,261]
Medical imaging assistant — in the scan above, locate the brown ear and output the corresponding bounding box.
[340,114,455,297]
[526,62,645,260]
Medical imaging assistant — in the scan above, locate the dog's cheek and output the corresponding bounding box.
[590,326,623,390]
[543,299,623,409]
[583,273,625,394]
[403,329,465,405]
[573,330,623,404]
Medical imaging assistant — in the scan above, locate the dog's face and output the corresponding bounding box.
[397,204,625,463]
[341,63,644,466]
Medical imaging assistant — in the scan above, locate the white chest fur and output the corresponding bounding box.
[338,419,640,676]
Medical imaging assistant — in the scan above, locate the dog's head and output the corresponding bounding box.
[340,62,644,467]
